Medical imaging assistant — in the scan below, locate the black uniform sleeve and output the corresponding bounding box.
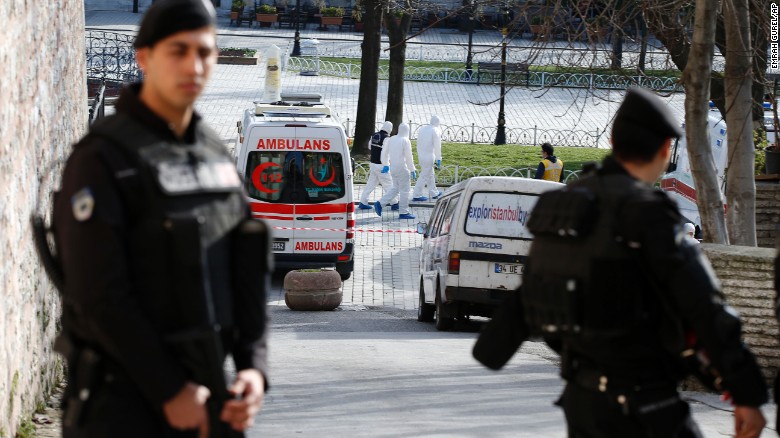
[230,217,271,388]
[534,162,545,180]
[622,193,768,407]
[54,141,188,407]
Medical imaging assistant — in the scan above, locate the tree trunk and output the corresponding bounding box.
[681,0,729,244]
[637,14,648,73]
[384,7,413,133]
[352,0,384,156]
[723,0,756,245]
[610,23,624,70]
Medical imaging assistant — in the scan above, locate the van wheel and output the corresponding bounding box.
[417,279,435,322]
[435,289,454,331]
[336,266,352,281]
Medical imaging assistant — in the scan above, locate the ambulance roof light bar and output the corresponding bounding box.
[254,102,332,117]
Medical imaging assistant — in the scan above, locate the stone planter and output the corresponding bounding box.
[320,16,343,26]
[256,13,278,27]
[217,52,260,65]
[284,269,343,311]
[529,24,549,40]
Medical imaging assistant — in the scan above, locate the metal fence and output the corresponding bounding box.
[286,56,682,92]
[353,163,583,185]
[342,120,605,147]
[85,31,141,83]
[304,40,725,72]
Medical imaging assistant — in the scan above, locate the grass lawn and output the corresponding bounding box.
[354,141,611,172]
[318,57,680,77]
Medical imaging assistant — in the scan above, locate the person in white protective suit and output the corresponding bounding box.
[358,121,398,210]
[375,123,417,219]
[412,115,443,201]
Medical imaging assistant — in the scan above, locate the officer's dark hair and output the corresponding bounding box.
[611,88,683,163]
[541,143,554,156]
[134,0,217,49]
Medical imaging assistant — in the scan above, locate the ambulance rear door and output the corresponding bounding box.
[243,147,296,255]
[290,126,351,257]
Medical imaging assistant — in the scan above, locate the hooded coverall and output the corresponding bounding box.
[378,123,416,214]
[412,115,442,199]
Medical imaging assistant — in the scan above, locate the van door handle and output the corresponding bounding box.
[296,216,313,221]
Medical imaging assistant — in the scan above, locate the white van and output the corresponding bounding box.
[234,97,355,280]
[416,176,563,330]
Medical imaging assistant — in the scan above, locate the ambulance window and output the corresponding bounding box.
[244,151,345,203]
[439,199,458,236]
[300,152,346,203]
[244,151,289,202]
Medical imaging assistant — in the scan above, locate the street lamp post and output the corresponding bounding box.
[465,1,475,80]
[292,0,302,56]
[494,41,507,145]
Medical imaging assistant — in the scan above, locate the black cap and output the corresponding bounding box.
[134,0,217,49]
[613,88,683,139]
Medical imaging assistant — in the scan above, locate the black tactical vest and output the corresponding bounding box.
[88,114,247,334]
[523,172,654,345]
[369,131,389,164]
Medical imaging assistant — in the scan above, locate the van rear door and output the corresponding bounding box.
[459,191,539,291]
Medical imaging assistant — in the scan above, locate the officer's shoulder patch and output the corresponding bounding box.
[71,187,95,222]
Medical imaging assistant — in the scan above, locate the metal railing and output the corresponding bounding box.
[305,40,724,72]
[85,31,141,83]
[352,162,583,185]
[88,81,107,126]
[287,57,682,92]
[341,120,606,148]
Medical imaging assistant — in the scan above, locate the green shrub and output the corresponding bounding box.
[258,4,276,14]
[321,7,344,16]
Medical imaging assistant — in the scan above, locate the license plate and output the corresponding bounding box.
[494,263,523,275]
[272,242,286,251]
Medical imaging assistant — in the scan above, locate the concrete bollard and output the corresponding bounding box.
[284,268,343,311]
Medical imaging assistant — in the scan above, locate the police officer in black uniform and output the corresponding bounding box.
[52,0,270,436]
[474,88,767,437]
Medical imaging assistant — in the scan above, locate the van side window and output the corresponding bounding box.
[439,200,458,236]
[428,199,449,238]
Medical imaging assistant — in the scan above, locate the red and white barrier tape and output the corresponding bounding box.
[272,226,417,233]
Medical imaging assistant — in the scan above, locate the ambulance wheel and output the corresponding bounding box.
[418,279,435,322]
[435,289,454,331]
[336,266,352,281]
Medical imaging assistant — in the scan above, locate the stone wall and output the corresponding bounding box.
[756,181,780,249]
[0,1,86,436]
[701,244,780,383]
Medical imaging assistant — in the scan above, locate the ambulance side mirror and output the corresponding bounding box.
[417,222,427,235]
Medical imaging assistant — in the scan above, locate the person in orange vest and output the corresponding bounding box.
[534,142,564,182]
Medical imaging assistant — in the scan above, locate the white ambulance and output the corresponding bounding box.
[416,176,563,330]
[660,111,727,228]
[234,96,355,280]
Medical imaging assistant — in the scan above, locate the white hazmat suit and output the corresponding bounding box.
[376,123,416,217]
[412,115,443,201]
